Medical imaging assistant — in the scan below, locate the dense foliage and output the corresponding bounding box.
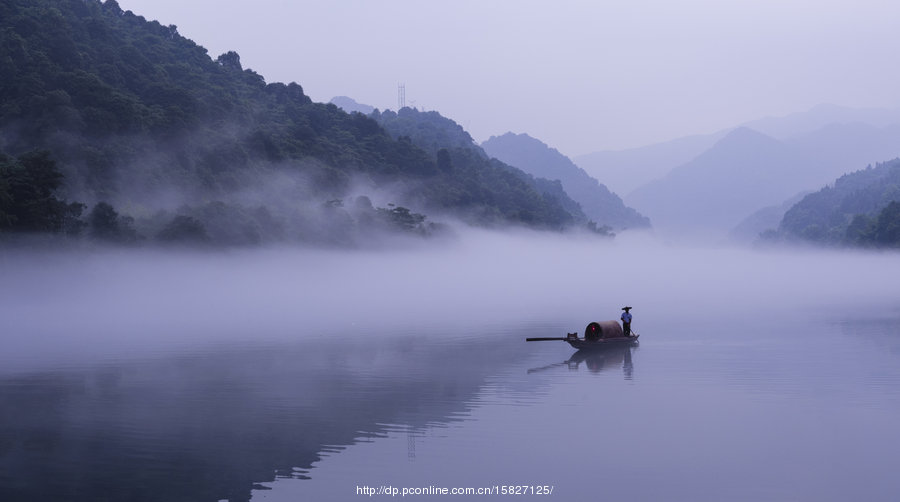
[0,0,434,196]
[0,0,587,246]
[773,159,900,247]
[373,108,582,230]
[373,108,483,157]
[0,150,84,234]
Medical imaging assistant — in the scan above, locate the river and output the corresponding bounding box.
[1,232,899,501]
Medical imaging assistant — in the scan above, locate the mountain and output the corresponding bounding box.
[330,96,375,115]
[481,133,649,230]
[0,0,590,245]
[373,108,484,157]
[742,103,900,141]
[729,191,810,243]
[573,131,727,196]
[372,109,589,231]
[728,122,900,243]
[623,117,900,240]
[574,104,900,200]
[625,128,812,238]
[775,159,900,246]
[785,122,900,181]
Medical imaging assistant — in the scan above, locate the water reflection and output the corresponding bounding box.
[527,346,636,378]
[0,332,531,502]
[838,316,900,353]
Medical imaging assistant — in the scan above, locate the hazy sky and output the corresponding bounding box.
[116,0,900,157]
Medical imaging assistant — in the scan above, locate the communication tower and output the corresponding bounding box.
[397,83,406,110]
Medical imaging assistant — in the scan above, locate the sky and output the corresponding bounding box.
[115,0,900,157]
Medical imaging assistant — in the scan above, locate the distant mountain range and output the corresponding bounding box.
[576,104,900,198]
[579,104,900,240]
[4,0,896,248]
[481,133,649,230]
[741,103,900,140]
[574,132,727,196]
[626,128,811,238]
[330,100,644,233]
[729,191,810,244]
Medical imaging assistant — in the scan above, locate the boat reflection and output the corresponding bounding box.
[528,345,636,379]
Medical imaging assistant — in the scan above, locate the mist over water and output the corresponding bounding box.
[2,231,898,372]
[7,1,900,499]
[2,232,900,501]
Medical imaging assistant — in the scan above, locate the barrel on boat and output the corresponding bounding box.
[584,321,624,340]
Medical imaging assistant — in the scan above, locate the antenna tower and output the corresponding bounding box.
[398,83,406,110]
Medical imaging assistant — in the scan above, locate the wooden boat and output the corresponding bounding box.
[526,321,639,350]
[564,333,639,350]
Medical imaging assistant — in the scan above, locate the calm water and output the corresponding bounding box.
[1,237,899,501]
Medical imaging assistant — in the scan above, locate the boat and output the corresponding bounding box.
[526,321,639,350]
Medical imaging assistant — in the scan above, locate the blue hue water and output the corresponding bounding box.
[254,316,900,502]
[1,239,899,501]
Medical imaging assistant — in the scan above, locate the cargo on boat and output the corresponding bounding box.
[526,320,639,350]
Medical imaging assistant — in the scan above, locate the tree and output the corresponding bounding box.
[586,220,614,237]
[216,51,242,71]
[88,201,138,243]
[377,204,426,232]
[156,215,209,244]
[844,214,874,246]
[0,150,85,234]
[436,148,452,172]
[0,169,12,228]
[0,1,591,243]
[871,201,900,247]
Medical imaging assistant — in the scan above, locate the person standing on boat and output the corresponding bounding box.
[621,307,633,336]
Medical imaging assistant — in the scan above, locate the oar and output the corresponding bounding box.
[525,337,570,342]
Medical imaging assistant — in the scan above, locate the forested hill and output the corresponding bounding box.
[771,159,900,247]
[481,132,650,230]
[0,0,588,246]
[372,108,593,232]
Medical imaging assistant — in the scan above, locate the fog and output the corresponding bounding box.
[3,231,898,373]
[4,232,900,501]
[115,0,900,156]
